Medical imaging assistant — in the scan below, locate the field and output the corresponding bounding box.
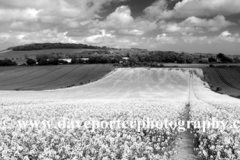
[163,63,240,68]
[0,64,113,90]
[203,68,240,97]
[0,68,240,160]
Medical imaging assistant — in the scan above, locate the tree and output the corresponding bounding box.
[217,53,233,63]
[26,59,36,65]
[36,54,49,65]
[71,57,78,64]
[186,55,193,63]
[111,55,122,63]
[48,58,59,65]
[129,55,140,66]
[233,57,240,63]
[208,57,217,63]
[0,59,17,66]
[177,52,193,63]
[165,51,178,63]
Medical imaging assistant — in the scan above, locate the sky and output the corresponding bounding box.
[0,0,240,54]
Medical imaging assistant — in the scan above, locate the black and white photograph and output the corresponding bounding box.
[1,0,240,159]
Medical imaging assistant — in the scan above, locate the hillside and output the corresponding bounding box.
[0,68,191,100]
[203,67,240,98]
[1,68,240,160]
[0,49,108,65]
[8,43,106,51]
[0,64,113,90]
[1,43,240,66]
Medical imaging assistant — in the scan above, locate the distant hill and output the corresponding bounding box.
[0,48,105,65]
[8,43,107,51]
[2,42,240,66]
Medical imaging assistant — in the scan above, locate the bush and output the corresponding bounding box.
[0,59,17,66]
[26,59,36,66]
[216,87,222,92]
[59,60,69,65]
[160,64,164,67]
[209,64,215,68]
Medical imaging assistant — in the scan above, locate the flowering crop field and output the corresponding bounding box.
[0,68,240,160]
[0,99,186,160]
[190,70,240,159]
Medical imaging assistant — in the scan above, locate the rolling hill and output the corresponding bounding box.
[203,67,240,98]
[1,68,240,160]
[0,49,104,65]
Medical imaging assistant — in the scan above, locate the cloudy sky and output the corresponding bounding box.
[0,0,240,54]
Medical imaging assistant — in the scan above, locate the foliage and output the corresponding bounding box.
[26,59,37,66]
[177,52,193,64]
[0,59,17,66]
[209,64,215,68]
[5,43,239,66]
[208,57,217,63]
[217,53,233,63]
[9,43,106,51]
[216,86,222,92]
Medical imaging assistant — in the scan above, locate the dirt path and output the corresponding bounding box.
[172,104,198,160]
[172,71,198,160]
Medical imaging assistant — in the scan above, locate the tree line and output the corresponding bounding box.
[23,51,236,67]
[8,43,107,51]
[3,43,239,66]
[0,59,17,66]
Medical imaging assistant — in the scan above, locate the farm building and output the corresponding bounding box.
[122,57,129,61]
[59,58,72,63]
[199,58,209,63]
[81,58,89,61]
[119,57,129,64]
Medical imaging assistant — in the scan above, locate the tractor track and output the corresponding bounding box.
[0,66,64,87]
[215,68,240,90]
[0,66,51,83]
[18,65,83,90]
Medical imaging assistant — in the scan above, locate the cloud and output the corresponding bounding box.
[0,0,240,54]
[0,0,131,47]
[84,29,115,44]
[1,29,240,54]
[179,31,240,44]
[159,15,235,34]
[145,0,240,20]
[95,6,133,29]
[156,33,177,44]
[0,29,77,48]
[181,35,208,44]
[93,6,157,36]
[105,6,133,24]
[21,29,77,43]
[216,31,240,43]
[0,8,40,22]
[0,0,128,28]
[182,15,235,32]
[121,29,145,36]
